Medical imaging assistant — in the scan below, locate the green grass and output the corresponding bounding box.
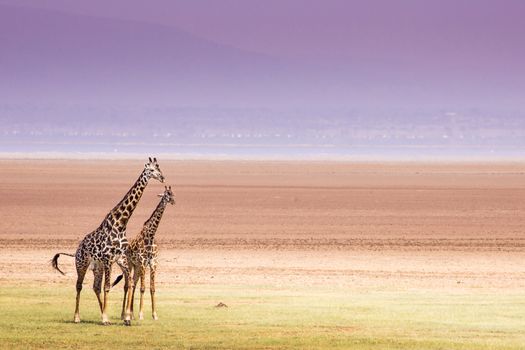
[0,283,524,349]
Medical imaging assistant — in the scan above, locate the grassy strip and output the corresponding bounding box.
[0,284,524,349]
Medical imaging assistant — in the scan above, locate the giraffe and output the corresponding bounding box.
[113,185,175,321]
[51,157,165,326]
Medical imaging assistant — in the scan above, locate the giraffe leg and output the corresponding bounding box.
[101,263,112,325]
[74,258,89,323]
[150,266,158,320]
[92,262,104,313]
[138,268,146,320]
[123,263,135,326]
[116,259,129,320]
[120,276,129,320]
[130,266,140,320]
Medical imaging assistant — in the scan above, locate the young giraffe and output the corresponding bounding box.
[113,185,175,321]
[52,157,165,326]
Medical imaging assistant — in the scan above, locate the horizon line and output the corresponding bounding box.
[1,152,525,163]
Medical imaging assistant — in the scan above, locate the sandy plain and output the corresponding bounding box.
[0,159,524,293]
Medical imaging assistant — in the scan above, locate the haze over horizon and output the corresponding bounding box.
[1,1,524,159]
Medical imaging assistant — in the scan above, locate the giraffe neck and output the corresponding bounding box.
[143,198,168,241]
[105,169,150,231]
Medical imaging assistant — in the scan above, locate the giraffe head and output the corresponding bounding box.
[158,185,175,205]
[145,157,165,183]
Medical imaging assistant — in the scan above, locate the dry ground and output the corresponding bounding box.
[1,159,524,293]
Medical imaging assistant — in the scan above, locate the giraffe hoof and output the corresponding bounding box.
[152,312,158,321]
[139,312,144,320]
[124,319,132,326]
[102,321,112,326]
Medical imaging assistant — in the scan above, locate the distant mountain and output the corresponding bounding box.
[1,4,524,110]
[0,4,292,106]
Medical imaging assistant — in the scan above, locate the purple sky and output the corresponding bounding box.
[0,0,524,109]
[2,0,524,59]
[2,0,523,58]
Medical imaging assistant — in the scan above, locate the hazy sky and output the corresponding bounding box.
[1,0,524,109]
[3,0,524,59]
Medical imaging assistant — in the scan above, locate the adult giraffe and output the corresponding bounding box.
[52,157,164,326]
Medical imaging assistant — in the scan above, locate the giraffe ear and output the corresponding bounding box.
[169,185,171,190]
[157,193,163,198]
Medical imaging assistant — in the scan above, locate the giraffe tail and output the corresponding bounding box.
[111,274,124,287]
[51,252,75,275]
